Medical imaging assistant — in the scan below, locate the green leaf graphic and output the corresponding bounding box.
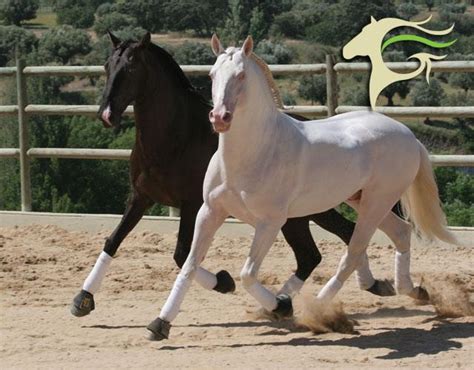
[381,34,457,53]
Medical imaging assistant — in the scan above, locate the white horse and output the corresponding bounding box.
[145,35,458,341]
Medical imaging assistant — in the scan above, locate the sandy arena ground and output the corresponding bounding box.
[0,224,473,369]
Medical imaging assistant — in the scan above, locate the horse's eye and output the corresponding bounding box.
[237,72,245,81]
[128,55,134,63]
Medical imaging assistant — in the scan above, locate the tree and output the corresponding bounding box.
[38,26,91,64]
[163,0,227,36]
[0,0,39,26]
[410,78,446,124]
[425,0,434,12]
[298,75,326,105]
[55,0,95,29]
[249,6,266,45]
[115,0,167,33]
[0,25,37,66]
[397,1,419,20]
[93,12,137,36]
[343,83,370,106]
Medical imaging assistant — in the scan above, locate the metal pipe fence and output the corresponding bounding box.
[1,58,473,212]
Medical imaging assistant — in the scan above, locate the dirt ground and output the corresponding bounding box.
[0,224,473,369]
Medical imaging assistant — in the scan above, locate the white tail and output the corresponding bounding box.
[401,143,458,245]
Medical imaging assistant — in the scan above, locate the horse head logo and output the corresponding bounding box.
[343,15,456,109]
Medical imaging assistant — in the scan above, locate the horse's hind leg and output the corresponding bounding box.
[279,217,320,297]
[317,196,397,303]
[175,202,235,294]
[378,212,429,301]
[71,191,152,317]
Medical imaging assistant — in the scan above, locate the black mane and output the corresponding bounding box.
[146,42,195,91]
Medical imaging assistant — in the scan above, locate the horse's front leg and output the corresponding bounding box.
[71,191,152,317]
[146,203,227,341]
[241,222,293,319]
[175,202,235,293]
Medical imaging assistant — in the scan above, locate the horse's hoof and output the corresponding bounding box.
[146,318,171,341]
[213,270,236,294]
[70,290,95,317]
[272,294,293,319]
[366,279,396,297]
[409,286,430,302]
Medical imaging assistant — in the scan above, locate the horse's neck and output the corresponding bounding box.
[218,64,280,171]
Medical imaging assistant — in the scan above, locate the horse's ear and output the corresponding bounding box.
[138,32,151,48]
[242,35,253,57]
[211,34,224,56]
[108,30,121,48]
[370,16,377,24]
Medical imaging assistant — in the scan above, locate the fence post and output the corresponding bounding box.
[16,54,32,211]
[325,54,338,117]
[169,207,180,217]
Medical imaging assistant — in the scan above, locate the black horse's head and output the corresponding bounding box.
[98,31,151,128]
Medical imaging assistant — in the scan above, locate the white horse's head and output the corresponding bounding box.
[208,34,253,133]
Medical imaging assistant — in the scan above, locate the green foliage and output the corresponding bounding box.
[93,12,137,35]
[254,40,292,64]
[306,0,398,46]
[38,25,91,64]
[249,6,267,44]
[297,75,326,105]
[55,0,95,29]
[0,25,37,66]
[0,0,39,26]
[163,0,227,36]
[114,0,166,33]
[342,81,370,106]
[434,167,473,227]
[397,1,419,20]
[410,78,446,107]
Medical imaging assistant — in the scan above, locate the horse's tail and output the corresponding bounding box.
[400,143,459,245]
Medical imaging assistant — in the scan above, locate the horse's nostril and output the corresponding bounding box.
[222,112,232,123]
[209,111,215,121]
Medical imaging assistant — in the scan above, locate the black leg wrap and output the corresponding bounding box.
[272,294,293,319]
[70,289,95,317]
[366,279,396,297]
[146,317,171,341]
[213,270,236,294]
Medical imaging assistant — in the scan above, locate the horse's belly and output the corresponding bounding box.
[287,149,370,217]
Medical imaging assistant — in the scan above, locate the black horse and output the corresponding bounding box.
[71,32,395,317]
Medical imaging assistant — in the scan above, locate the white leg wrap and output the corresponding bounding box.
[317,276,343,303]
[159,272,193,322]
[278,274,304,297]
[82,251,113,294]
[195,267,217,290]
[395,250,414,295]
[355,253,375,290]
[246,282,278,311]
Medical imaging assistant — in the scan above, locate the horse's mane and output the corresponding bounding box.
[250,53,284,109]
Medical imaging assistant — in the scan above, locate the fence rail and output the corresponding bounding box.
[1,58,473,212]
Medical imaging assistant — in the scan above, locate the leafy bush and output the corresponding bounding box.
[297,75,326,105]
[93,12,137,36]
[55,0,95,29]
[0,0,39,26]
[254,40,292,64]
[0,25,37,66]
[38,25,91,64]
